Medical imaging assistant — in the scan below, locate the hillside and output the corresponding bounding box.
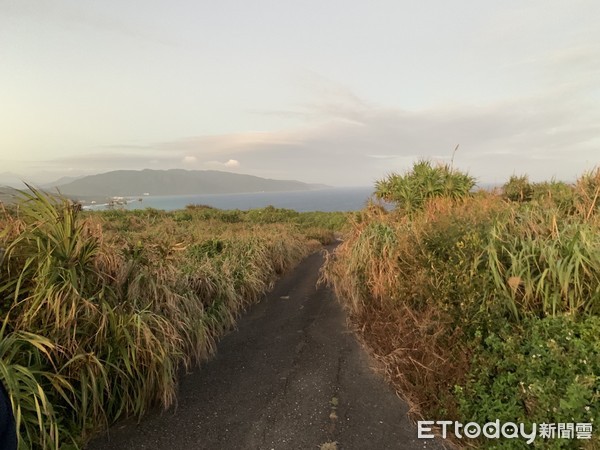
[0,186,18,205]
[54,169,325,198]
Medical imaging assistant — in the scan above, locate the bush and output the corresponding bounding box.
[374,160,475,214]
[457,316,600,449]
[503,175,534,202]
[324,166,600,447]
[531,181,575,213]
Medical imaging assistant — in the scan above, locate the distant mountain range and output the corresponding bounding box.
[44,169,327,199]
[41,175,86,188]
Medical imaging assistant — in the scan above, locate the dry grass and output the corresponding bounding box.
[322,170,600,432]
[322,215,471,420]
[354,303,468,420]
[0,188,331,449]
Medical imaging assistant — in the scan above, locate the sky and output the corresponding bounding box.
[0,0,599,187]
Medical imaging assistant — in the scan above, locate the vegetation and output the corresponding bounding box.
[0,189,346,449]
[374,160,476,214]
[323,162,600,449]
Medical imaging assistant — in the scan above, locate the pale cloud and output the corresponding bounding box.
[2,0,599,190]
[0,0,178,47]
[33,79,599,186]
[44,152,169,167]
[366,155,401,160]
[148,77,598,185]
[157,132,300,154]
[203,159,242,170]
[6,38,600,187]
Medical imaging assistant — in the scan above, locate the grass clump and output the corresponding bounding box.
[374,160,475,214]
[0,187,332,448]
[503,175,534,202]
[485,211,600,320]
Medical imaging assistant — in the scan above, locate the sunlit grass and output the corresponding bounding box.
[323,164,600,446]
[0,188,340,448]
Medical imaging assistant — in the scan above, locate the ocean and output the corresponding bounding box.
[83,187,375,212]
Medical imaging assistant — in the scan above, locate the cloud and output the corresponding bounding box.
[37,61,600,186]
[0,0,178,47]
[44,152,171,167]
[367,154,403,160]
[203,159,242,170]
[233,87,597,183]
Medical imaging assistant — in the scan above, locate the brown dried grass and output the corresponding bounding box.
[339,290,469,422]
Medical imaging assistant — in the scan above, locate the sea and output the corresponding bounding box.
[83,187,376,212]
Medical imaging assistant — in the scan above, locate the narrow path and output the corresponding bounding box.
[88,247,445,450]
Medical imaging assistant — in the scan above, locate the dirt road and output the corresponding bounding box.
[88,247,445,450]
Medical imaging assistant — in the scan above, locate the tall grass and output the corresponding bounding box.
[485,209,600,319]
[0,188,325,448]
[0,324,75,449]
[323,163,600,446]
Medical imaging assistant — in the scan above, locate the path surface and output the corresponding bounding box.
[88,247,445,450]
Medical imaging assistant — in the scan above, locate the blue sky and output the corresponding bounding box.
[1,0,599,186]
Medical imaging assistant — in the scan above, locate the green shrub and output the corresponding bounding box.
[172,211,193,222]
[532,181,575,213]
[374,160,475,214]
[244,206,299,224]
[503,175,534,202]
[217,210,242,223]
[187,239,227,260]
[457,316,600,449]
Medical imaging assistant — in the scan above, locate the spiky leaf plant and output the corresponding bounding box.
[374,160,475,214]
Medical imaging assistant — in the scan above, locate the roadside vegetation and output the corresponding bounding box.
[0,189,347,449]
[323,162,600,449]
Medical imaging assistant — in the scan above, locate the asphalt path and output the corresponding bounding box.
[88,246,446,450]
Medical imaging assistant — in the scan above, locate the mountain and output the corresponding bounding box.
[42,175,86,189]
[56,169,325,198]
[0,186,20,205]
